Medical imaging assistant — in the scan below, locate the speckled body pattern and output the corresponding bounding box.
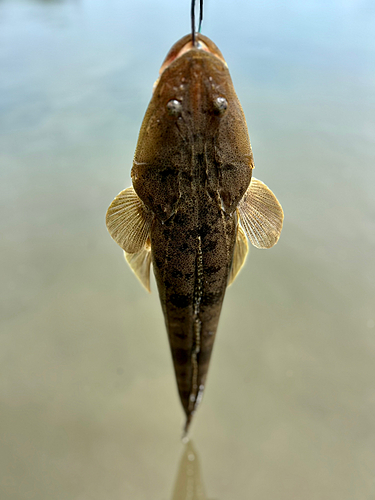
[131,35,254,427]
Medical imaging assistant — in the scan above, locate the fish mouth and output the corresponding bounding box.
[157,33,227,78]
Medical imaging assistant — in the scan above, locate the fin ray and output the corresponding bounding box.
[228,224,248,286]
[124,240,152,292]
[106,186,152,253]
[238,178,283,249]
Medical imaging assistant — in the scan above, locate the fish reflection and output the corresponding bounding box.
[171,440,214,500]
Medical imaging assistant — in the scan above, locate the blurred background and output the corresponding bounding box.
[1,0,374,499]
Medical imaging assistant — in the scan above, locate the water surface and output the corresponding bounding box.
[1,1,375,499]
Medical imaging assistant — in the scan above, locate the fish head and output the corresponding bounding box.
[153,34,238,139]
[132,34,253,217]
[134,33,253,154]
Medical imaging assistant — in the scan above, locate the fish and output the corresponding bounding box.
[106,33,284,433]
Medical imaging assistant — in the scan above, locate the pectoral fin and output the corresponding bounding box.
[124,239,152,292]
[238,178,283,249]
[228,224,248,286]
[106,186,152,253]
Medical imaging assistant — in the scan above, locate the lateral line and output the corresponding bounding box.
[189,234,203,412]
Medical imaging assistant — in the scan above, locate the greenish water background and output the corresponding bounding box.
[1,0,374,498]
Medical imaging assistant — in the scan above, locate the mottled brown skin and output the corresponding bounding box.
[131,34,253,430]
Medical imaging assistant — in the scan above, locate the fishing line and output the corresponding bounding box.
[191,0,204,46]
[198,0,203,33]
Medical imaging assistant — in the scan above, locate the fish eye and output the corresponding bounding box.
[167,99,182,116]
[213,96,228,114]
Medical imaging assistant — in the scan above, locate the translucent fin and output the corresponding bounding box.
[124,239,152,292]
[228,224,248,286]
[238,178,283,249]
[106,186,152,253]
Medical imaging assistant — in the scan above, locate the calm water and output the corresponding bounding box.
[1,0,375,499]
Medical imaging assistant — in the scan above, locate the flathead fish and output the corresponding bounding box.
[106,33,283,433]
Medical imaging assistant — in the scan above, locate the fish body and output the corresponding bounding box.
[106,34,283,432]
[132,35,252,426]
[150,177,237,428]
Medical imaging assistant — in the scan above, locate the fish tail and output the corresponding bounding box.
[169,325,215,432]
[183,410,194,437]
